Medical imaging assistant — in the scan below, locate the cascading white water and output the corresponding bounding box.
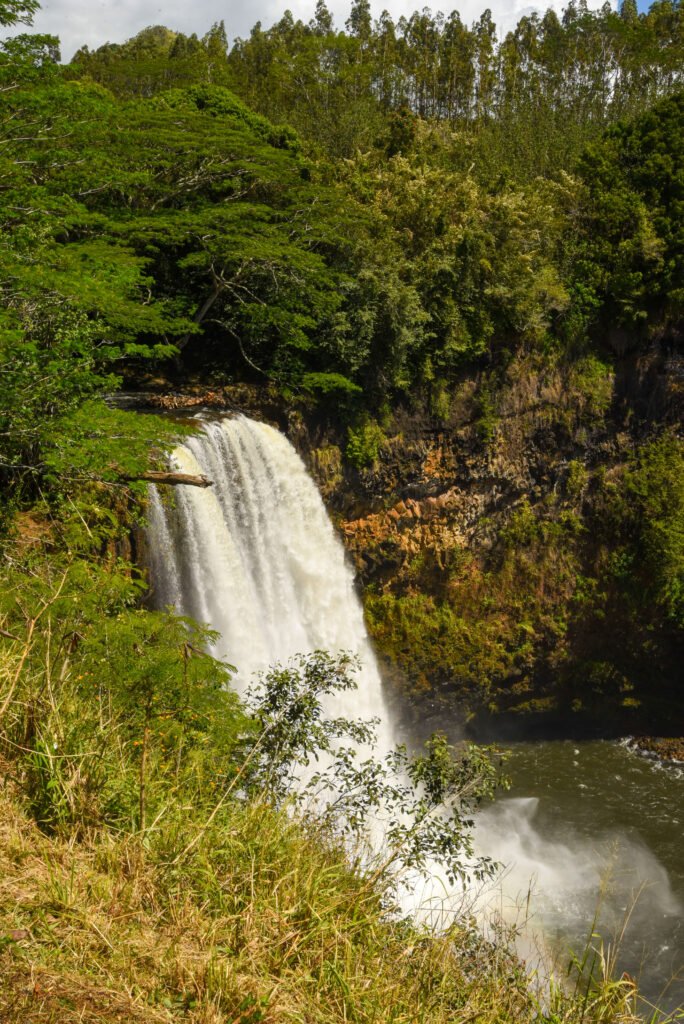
[147,414,393,749]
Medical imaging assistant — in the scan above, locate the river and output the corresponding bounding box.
[487,738,684,1014]
[403,716,684,1015]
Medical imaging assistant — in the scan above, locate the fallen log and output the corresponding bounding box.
[125,471,213,488]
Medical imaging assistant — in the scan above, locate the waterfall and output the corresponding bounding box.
[146,414,393,747]
[146,413,683,998]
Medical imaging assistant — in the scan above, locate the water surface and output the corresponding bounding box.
[475,738,684,1014]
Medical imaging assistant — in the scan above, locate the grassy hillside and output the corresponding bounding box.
[0,554,652,1022]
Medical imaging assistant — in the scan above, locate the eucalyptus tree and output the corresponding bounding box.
[439,12,476,121]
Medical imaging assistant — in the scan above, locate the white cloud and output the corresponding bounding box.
[18,0,612,63]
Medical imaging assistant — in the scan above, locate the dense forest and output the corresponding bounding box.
[0,0,683,1018]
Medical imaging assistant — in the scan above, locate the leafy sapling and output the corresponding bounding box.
[244,650,507,887]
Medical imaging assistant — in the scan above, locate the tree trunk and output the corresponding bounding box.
[175,287,220,352]
[125,471,213,488]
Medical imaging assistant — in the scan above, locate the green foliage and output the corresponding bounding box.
[386,105,418,157]
[0,60,364,410]
[40,402,180,488]
[300,371,361,396]
[0,0,38,27]
[0,68,353,515]
[32,1,678,412]
[567,355,613,420]
[474,378,499,443]
[68,23,229,95]
[0,288,184,519]
[365,492,595,717]
[345,418,387,468]
[0,538,507,901]
[0,544,252,832]
[243,651,377,799]
[2,6,682,419]
[0,300,180,488]
[149,82,301,151]
[337,144,572,386]
[245,651,505,885]
[366,590,517,707]
[574,91,684,341]
[0,30,59,81]
[603,434,684,624]
[223,0,683,173]
[565,460,588,499]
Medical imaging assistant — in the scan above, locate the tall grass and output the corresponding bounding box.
[0,555,678,1024]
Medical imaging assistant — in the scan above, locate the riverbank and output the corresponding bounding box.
[0,561,648,1024]
[0,781,539,1024]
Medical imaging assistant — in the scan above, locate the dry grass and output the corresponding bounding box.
[0,781,540,1024]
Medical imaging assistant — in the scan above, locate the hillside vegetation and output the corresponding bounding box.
[1,0,682,726]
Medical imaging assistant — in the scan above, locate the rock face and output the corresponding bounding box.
[292,351,682,736]
[296,362,614,586]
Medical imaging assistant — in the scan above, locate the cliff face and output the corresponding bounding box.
[133,344,683,737]
[293,349,683,736]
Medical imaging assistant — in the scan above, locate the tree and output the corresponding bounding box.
[474,9,496,120]
[0,0,38,26]
[244,652,505,885]
[573,90,684,341]
[621,0,638,24]
[202,20,229,83]
[440,12,475,120]
[346,0,371,41]
[311,0,333,36]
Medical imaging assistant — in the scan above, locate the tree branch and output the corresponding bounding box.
[125,471,213,488]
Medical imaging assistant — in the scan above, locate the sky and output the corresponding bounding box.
[18,0,633,64]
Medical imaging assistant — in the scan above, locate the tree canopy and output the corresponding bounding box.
[1,3,682,522]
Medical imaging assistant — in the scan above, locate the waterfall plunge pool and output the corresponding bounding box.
[401,707,684,1014]
[487,738,684,1013]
